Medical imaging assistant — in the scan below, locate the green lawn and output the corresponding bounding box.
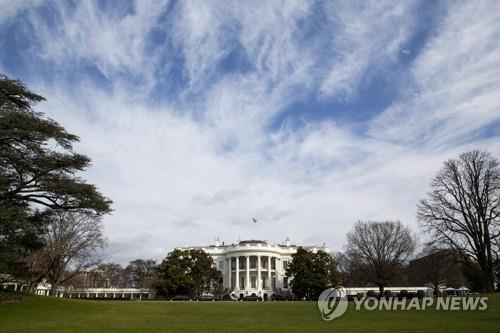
[1,294,499,333]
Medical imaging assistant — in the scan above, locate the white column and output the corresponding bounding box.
[227,257,232,290]
[245,256,250,290]
[235,257,240,290]
[275,258,280,289]
[246,256,250,290]
[257,255,262,291]
[267,256,272,290]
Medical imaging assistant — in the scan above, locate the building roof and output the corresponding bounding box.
[238,240,267,245]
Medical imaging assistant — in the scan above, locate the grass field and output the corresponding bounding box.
[1,294,500,333]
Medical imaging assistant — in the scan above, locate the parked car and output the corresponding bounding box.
[242,294,261,301]
[197,294,215,301]
[171,295,190,301]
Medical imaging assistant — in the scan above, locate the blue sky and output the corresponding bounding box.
[1,0,499,264]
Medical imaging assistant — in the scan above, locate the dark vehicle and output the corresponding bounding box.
[271,293,296,301]
[197,294,215,301]
[242,294,261,301]
[171,295,190,301]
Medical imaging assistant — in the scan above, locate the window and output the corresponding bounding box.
[283,277,288,289]
[251,276,256,288]
[250,257,257,269]
[283,260,288,270]
[240,277,245,288]
[218,261,224,271]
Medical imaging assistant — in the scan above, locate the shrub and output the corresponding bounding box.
[222,294,232,301]
[399,290,409,298]
[0,290,23,303]
[356,292,365,299]
[416,290,425,299]
[384,290,393,298]
[434,290,443,297]
[367,290,377,298]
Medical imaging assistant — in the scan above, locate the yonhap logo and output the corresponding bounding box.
[317,287,349,321]
[317,288,488,321]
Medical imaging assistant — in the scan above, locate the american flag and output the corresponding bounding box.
[252,217,257,223]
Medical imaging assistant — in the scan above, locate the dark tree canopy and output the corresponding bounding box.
[154,249,222,298]
[0,202,48,281]
[285,248,340,300]
[408,246,466,294]
[0,74,112,214]
[417,150,500,292]
[0,74,112,281]
[346,220,415,295]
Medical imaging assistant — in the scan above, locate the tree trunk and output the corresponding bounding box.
[50,283,58,296]
[378,285,384,297]
[481,267,495,293]
[433,282,440,296]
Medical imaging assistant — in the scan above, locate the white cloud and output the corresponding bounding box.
[24,0,170,90]
[320,0,418,98]
[1,0,500,264]
[0,0,44,24]
[370,0,500,149]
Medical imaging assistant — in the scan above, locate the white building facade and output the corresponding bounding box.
[178,238,329,300]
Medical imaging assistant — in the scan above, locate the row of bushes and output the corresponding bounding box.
[0,290,24,303]
[356,290,427,299]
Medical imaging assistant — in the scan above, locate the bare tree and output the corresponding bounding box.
[126,259,156,289]
[35,210,105,295]
[97,263,128,288]
[417,150,500,292]
[346,220,416,295]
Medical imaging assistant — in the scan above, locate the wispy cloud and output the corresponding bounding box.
[1,0,499,263]
[320,0,418,98]
[370,1,500,148]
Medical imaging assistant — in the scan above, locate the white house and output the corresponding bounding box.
[177,238,329,300]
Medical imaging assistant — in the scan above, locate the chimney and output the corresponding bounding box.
[285,237,291,247]
[214,238,221,247]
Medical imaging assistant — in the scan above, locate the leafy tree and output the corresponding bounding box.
[346,220,416,295]
[285,248,339,300]
[0,75,112,213]
[0,203,47,282]
[0,74,112,280]
[418,150,500,292]
[154,249,221,298]
[189,249,222,298]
